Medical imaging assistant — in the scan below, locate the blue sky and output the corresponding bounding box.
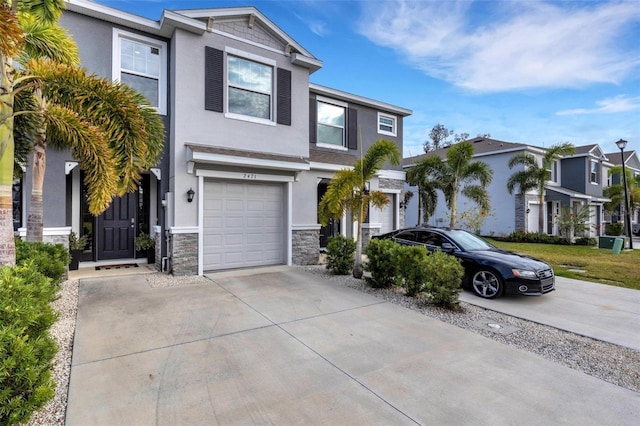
[97,0,640,157]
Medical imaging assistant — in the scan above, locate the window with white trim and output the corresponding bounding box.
[317,100,346,148]
[590,160,599,184]
[548,160,559,183]
[227,55,273,120]
[113,29,167,115]
[378,112,397,136]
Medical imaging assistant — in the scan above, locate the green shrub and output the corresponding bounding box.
[574,237,597,246]
[605,222,624,236]
[502,231,571,245]
[326,235,356,275]
[364,238,399,288]
[394,245,430,297]
[0,264,58,425]
[15,238,70,285]
[424,251,465,308]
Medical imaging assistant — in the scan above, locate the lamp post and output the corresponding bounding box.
[615,139,633,250]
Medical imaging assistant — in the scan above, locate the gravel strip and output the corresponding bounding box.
[29,268,639,425]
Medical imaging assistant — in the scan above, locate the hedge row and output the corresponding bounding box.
[1,240,69,425]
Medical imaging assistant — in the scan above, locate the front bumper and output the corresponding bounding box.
[504,276,555,296]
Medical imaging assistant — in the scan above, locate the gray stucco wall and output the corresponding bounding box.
[171,29,311,227]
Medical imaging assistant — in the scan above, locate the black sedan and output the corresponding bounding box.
[373,227,555,299]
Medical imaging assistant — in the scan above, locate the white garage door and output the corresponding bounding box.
[203,180,284,271]
[379,194,395,234]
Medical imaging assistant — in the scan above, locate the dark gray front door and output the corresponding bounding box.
[97,192,137,260]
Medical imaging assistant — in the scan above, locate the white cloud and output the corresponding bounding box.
[556,95,640,115]
[358,0,640,92]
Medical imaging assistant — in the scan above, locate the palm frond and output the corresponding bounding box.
[45,104,118,214]
[0,4,24,57]
[29,60,164,194]
[355,139,400,182]
[17,0,65,24]
[17,13,78,65]
[508,152,537,169]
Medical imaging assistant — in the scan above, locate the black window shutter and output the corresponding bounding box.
[204,47,224,112]
[309,96,317,143]
[347,107,358,150]
[276,68,291,125]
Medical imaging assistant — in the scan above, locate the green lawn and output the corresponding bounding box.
[487,240,640,290]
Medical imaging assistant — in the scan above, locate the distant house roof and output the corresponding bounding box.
[403,137,527,166]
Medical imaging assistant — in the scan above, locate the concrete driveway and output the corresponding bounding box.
[66,267,639,425]
[460,276,640,351]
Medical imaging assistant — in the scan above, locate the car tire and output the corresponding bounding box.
[471,269,503,299]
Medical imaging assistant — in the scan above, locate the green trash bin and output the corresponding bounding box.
[612,237,624,254]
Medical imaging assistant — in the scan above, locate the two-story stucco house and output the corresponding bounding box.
[13,0,410,275]
[404,137,617,238]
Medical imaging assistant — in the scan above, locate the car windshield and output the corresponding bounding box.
[448,230,495,251]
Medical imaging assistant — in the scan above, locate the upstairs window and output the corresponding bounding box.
[113,29,166,115]
[590,160,599,184]
[378,113,397,136]
[317,100,346,148]
[227,55,272,120]
[548,161,559,183]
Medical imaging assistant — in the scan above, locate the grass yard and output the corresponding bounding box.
[488,240,640,290]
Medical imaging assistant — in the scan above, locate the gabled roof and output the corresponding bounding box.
[573,144,607,160]
[310,83,412,117]
[65,1,322,72]
[604,150,640,171]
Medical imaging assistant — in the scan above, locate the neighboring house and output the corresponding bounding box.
[12,0,410,275]
[404,137,612,238]
[603,149,640,227]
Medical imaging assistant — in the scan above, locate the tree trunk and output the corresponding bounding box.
[353,219,363,279]
[26,142,45,242]
[449,191,458,228]
[538,193,545,234]
[353,198,364,279]
[0,55,16,266]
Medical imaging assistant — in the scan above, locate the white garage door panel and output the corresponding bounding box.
[379,194,395,234]
[204,180,284,271]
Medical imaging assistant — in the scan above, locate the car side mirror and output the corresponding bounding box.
[441,242,455,252]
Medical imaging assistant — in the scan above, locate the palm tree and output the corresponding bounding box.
[319,139,401,278]
[506,142,575,233]
[405,167,438,225]
[407,141,493,228]
[0,0,70,265]
[20,59,164,241]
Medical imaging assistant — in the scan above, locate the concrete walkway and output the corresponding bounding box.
[460,276,640,351]
[65,267,639,425]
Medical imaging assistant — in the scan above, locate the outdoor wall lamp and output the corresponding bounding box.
[615,139,633,249]
[187,188,195,203]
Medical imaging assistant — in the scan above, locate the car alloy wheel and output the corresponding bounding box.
[471,270,502,299]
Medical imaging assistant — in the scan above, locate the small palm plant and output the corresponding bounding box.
[318,139,401,278]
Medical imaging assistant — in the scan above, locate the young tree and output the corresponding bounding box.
[319,139,401,279]
[506,142,575,233]
[408,141,493,228]
[424,123,453,153]
[405,166,438,225]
